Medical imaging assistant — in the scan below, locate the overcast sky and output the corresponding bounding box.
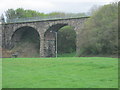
[0,0,117,15]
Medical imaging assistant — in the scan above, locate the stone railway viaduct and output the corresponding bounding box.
[1,17,89,57]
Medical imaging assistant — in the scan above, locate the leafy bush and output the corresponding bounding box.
[57,26,76,54]
[78,2,118,56]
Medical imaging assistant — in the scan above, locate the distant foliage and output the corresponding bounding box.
[5,8,46,19]
[57,26,76,54]
[4,8,87,20]
[78,2,118,56]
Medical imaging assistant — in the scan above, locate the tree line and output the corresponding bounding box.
[1,8,87,21]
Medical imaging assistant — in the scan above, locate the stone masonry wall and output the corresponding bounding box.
[2,17,89,57]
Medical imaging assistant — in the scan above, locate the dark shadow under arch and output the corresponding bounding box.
[11,26,40,57]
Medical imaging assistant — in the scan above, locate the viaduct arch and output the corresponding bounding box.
[2,17,89,57]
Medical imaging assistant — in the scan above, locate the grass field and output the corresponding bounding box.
[2,57,118,88]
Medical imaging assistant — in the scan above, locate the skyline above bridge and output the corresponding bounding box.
[0,0,115,15]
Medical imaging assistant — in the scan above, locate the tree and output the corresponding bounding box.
[78,2,118,56]
[5,9,16,19]
[5,8,46,20]
[57,26,76,53]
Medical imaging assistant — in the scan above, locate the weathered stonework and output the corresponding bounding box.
[2,17,89,57]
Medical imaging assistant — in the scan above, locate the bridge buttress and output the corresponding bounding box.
[40,33,45,57]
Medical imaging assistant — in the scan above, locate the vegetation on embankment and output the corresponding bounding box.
[2,57,118,88]
[78,2,118,56]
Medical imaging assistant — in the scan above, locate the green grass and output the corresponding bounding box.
[2,57,118,88]
[58,52,76,57]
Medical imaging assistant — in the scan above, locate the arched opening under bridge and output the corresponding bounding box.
[11,26,40,57]
[44,24,76,57]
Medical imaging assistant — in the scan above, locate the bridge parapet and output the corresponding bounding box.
[6,15,89,23]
